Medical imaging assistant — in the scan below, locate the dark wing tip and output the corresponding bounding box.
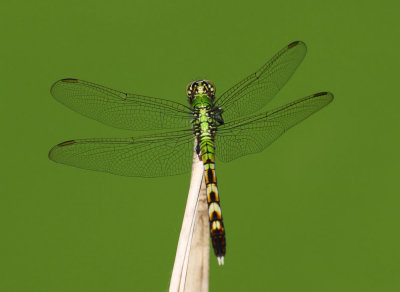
[288,41,303,49]
[57,140,76,146]
[314,91,334,97]
[50,78,79,97]
[287,41,307,55]
[61,78,79,83]
[48,140,76,160]
[314,91,327,97]
[314,91,334,103]
[50,78,79,96]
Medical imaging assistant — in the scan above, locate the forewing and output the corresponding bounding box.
[215,41,307,121]
[48,130,195,177]
[51,79,192,130]
[216,92,334,162]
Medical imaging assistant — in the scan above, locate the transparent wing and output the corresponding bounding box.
[215,92,334,162]
[48,129,195,177]
[214,41,307,121]
[51,79,193,130]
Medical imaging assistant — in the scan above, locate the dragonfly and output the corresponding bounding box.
[49,41,333,265]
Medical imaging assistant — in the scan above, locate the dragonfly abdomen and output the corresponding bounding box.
[203,157,226,265]
[194,105,226,265]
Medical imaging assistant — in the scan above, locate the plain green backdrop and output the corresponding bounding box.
[1,0,399,291]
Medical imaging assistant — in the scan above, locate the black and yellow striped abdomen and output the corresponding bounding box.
[202,142,226,262]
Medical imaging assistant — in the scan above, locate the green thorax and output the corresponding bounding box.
[191,93,214,109]
[191,93,216,130]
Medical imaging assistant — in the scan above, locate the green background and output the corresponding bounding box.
[1,0,399,291]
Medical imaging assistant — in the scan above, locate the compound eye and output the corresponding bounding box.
[186,82,194,97]
[204,80,215,95]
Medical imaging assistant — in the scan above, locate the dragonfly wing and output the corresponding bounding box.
[51,79,192,130]
[214,41,307,121]
[215,92,333,162]
[48,130,195,177]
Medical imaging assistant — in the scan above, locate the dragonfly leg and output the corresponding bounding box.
[196,142,201,155]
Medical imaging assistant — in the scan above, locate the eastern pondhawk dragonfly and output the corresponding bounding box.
[49,41,333,265]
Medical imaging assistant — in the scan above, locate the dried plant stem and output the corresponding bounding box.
[169,149,209,292]
[184,175,209,291]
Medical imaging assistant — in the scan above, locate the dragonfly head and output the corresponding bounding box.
[186,80,216,103]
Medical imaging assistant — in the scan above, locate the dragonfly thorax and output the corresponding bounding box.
[186,80,215,104]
